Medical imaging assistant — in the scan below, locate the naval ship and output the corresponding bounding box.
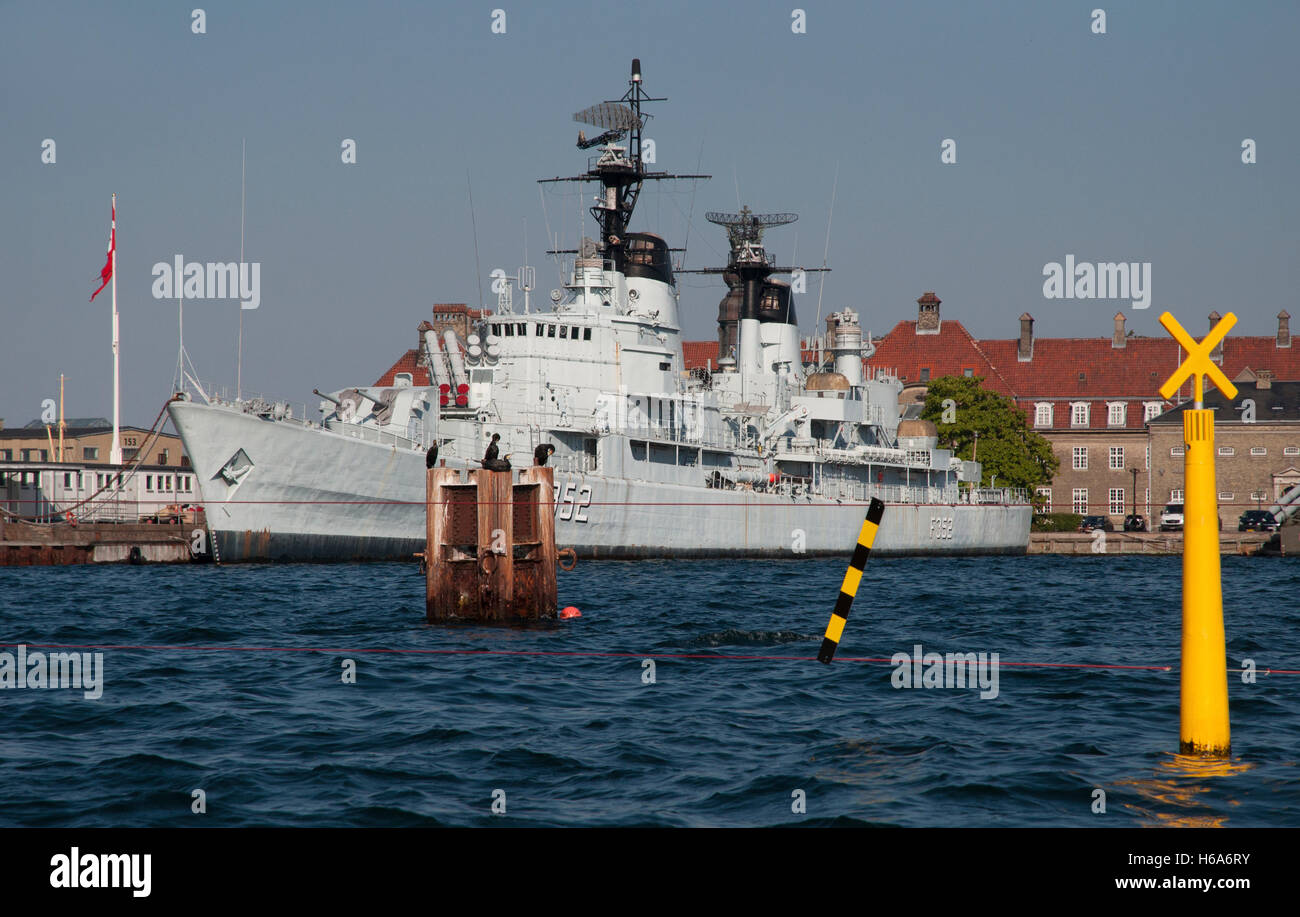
[168,61,1031,561]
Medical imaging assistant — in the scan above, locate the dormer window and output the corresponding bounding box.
[1107,402,1127,427]
[1071,402,1090,427]
[1034,403,1052,427]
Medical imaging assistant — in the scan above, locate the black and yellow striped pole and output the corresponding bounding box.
[818,498,884,664]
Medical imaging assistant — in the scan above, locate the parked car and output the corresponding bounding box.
[1160,503,1184,531]
[1124,513,1147,532]
[1079,514,1114,533]
[1238,509,1280,532]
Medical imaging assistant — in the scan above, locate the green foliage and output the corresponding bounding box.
[920,375,1059,490]
[1032,512,1083,532]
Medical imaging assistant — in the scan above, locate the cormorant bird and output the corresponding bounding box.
[425,442,439,469]
[480,433,511,472]
[534,443,555,466]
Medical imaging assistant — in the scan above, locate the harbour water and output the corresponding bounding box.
[1,556,1296,827]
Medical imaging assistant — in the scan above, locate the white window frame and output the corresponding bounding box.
[1034,402,1052,427]
[1250,447,1266,456]
[1171,445,1185,457]
[1218,446,1235,456]
[1072,446,1088,470]
[1072,488,1089,514]
[1109,488,1125,514]
[1285,446,1300,456]
[1071,402,1090,427]
[1218,492,1234,502]
[1171,489,1184,503]
[1144,401,1163,421]
[1035,487,1052,513]
[1107,402,1127,427]
[1109,446,1125,470]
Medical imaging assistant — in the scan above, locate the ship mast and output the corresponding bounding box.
[539,59,708,270]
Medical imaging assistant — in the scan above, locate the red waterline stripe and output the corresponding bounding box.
[5,642,1285,672]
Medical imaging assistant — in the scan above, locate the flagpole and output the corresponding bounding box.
[110,193,122,466]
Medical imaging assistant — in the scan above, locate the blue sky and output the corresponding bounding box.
[2,0,1297,426]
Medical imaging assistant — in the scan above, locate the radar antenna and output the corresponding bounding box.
[540,59,709,273]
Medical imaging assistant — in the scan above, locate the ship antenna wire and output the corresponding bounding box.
[237,137,246,400]
[680,138,705,270]
[467,170,485,311]
[813,160,839,351]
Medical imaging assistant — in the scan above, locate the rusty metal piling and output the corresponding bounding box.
[425,466,557,622]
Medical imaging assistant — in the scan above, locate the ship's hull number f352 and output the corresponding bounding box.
[554,482,593,523]
[929,516,954,540]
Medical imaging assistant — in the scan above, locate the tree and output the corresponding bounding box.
[919,375,1058,491]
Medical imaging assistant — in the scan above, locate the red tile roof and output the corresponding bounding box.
[682,313,1300,431]
[374,349,431,387]
[682,341,720,371]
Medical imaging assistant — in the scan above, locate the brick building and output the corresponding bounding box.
[1149,375,1300,526]
[373,304,486,386]
[682,295,1299,522]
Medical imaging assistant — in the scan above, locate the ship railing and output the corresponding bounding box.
[194,381,311,428]
[325,420,424,451]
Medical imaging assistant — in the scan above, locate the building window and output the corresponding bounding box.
[1286,446,1300,456]
[1171,489,1183,502]
[1171,445,1185,457]
[1145,444,1150,469]
[1109,488,1125,514]
[1072,447,1088,470]
[1072,488,1089,514]
[1251,491,1266,501]
[1071,403,1089,427]
[1034,403,1052,427]
[963,367,973,377]
[1036,487,1052,513]
[1144,402,1163,421]
[1219,492,1234,502]
[64,472,73,487]
[1109,446,1124,470]
[584,328,592,341]
[1250,447,1266,456]
[146,475,153,491]
[83,446,99,460]
[919,368,930,382]
[1108,402,1127,427]
[158,450,169,465]
[1218,446,1234,456]
[0,449,10,461]
[1145,488,1150,510]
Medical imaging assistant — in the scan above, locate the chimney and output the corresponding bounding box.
[1279,310,1292,348]
[1017,313,1034,361]
[1209,311,1224,361]
[1112,311,1126,349]
[916,291,941,334]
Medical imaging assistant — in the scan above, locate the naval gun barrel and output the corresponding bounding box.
[313,388,342,407]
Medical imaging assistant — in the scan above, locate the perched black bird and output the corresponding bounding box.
[425,443,439,469]
[534,443,556,466]
[481,433,511,472]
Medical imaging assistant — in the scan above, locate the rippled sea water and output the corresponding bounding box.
[1,555,1297,827]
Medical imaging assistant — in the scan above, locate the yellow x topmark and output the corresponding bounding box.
[1158,311,1238,404]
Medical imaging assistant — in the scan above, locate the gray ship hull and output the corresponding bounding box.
[171,401,1029,562]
